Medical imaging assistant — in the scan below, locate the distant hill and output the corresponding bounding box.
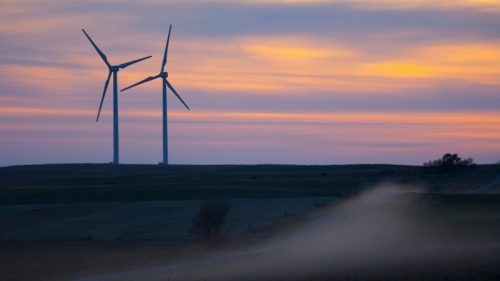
[0,164,498,204]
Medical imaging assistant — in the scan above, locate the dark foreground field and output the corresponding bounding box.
[1,164,500,281]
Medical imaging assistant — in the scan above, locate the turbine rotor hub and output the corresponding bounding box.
[160,72,168,78]
[110,66,119,72]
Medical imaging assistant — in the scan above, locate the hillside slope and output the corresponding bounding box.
[0,164,498,204]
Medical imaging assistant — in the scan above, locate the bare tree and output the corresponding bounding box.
[191,200,231,244]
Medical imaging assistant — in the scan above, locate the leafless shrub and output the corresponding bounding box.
[191,200,231,244]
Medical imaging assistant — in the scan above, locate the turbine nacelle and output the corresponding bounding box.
[110,66,120,72]
[160,72,168,78]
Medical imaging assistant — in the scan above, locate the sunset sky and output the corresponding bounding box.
[1,0,499,166]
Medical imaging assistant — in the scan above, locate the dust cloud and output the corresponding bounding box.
[76,185,500,281]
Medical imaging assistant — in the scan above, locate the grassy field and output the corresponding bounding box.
[1,164,500,281]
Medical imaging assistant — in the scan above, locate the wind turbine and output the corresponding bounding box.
[121,25,190,165]
[82,28,152,164]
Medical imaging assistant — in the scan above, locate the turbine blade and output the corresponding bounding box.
[121,75,160,92]
[166,79,190,110]
[82,28,110,67]
[118,55,152,69]
[96,71,112,122]
[160,24,172,73]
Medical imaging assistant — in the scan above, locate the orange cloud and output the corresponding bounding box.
[163,36,500,95]
[260,0,500,12]
[3,36,500,102]
[2,106,499,126]
[361,42,500,84]
[0,64,87,94]
[169,37,411,94]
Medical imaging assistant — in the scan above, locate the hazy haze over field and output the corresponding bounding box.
[71,185,500,281]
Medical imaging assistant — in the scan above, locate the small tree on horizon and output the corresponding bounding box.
[423,153,476,173]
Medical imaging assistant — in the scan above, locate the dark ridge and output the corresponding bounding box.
[0,164,498,204]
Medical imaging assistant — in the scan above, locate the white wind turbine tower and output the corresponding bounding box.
[82,28,152,164]
[121,25,190,165]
